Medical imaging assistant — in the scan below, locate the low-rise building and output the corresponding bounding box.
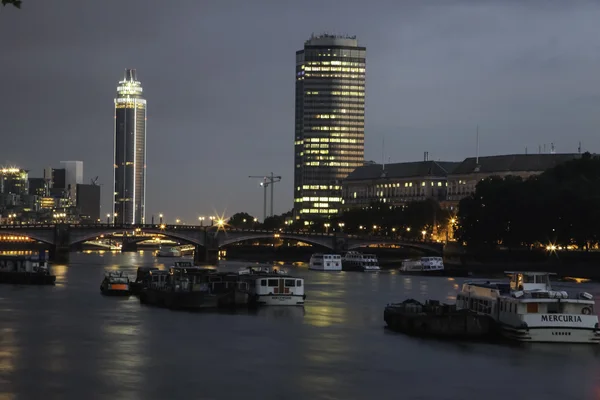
[342,161,460,209]
[446,153,581,203]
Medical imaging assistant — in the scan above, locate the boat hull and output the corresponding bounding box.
[0,272,56,285]
[398,269,446,276]
[101,289,131,296]
[253,294,305,306]
[501,325,600,344]
[139,289,219,310]
[342,263,380,272]
[309,266,341,271]
[384,303,498,340]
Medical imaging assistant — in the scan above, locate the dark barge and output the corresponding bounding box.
[0,254,56,285]
[384,299,498,340]
[138,262,249,310]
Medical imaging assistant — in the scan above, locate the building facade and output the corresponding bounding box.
[76,183,101,223]
[0,168,28,196]
[293,34,366,219]
[342,161,459,209]
[60,161,83,203]
[446,154,581,204]
[113,68,146,225]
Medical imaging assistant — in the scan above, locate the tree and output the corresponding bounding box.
[228,212,256,228]
[2,0,22,8]
[456,153,600,250]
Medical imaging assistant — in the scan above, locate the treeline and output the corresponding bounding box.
[228,199,448,238]
[456,152,600,249]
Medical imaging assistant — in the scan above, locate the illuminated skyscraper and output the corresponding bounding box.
[113,68,146,225]
[294,34,366,219]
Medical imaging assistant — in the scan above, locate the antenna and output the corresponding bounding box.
[550,142,555,154]
[578,141,582,154]
[476,125,479,165]
[382,136,385,171]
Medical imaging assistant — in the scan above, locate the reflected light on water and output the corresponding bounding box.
[403,277,413,291]
[303,304,347,327]
[0,328,17,375]
[52,264,68,286]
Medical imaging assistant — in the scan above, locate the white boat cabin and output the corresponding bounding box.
[309,253,342,271]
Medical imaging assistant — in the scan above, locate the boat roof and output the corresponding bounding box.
[504,271,557,275]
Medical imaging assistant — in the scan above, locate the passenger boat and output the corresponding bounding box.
[129,266,159,295]
[399,257,444,275]
[456,271,600,344]
[342,251,380,272]
[0,254,56,285]
[309,253,342,271]
[238,266,306,306]
[156,246,182,257]
[100,271,131,296]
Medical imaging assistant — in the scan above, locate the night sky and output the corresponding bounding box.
[1,0,599,223]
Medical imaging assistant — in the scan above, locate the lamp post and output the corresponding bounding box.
[421,230,427,241]
[106,213,110,224]
[324,223,330,234]
[176,219,181,225]
[159,214,163,224]
[209,216,215,226]
[199,216,205,226]
[338,222,345,232]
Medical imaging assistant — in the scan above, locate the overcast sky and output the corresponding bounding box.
[1,0,599,222]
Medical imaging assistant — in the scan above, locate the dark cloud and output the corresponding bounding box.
[1,0,599,222]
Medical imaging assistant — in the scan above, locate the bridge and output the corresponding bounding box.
[0,224,444,263]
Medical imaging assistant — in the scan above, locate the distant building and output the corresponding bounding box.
[0,168,28,196]
[76,183,101,223]
[293,34,366,219]
[114,68,147,225]
[342,161,459,209]
[52,168,66,190]
[61,161,83,203]
[28,177,48,197]
[446,153,582,203]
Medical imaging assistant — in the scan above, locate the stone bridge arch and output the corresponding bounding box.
[347,240,444,255]
[0,226,56,245]
[67,227,206,247]
[217,232,335,250]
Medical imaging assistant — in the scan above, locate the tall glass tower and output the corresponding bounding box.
[294,34,366,219]
[113,68,146,225]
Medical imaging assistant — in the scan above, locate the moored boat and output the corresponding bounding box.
[129,266,159,295]
[100,271,131,296]
[342,251,380,272]
[238,266,305,306]
[384,299,498,340]
[0,254,56,285]
[309,253,342,271]
[156,246,182,257]
[456,271,600,344]
[139,263,236,310]
[399,257,444,275]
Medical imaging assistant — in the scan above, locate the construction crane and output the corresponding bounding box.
[248,173,282,222]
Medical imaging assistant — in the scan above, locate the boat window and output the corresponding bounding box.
[267,279,279,287]
[523,274,535,283]
[284,279,296,287]
[527,303,538,313]
[296,280,302,287]
[260,279,267,287]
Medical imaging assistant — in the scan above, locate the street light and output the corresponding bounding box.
[113,213,118,225]
[209,216,215,226]
[338,222,345,232]
[324,223,330,234]
[106,213,110,224]
[421,230,427,240]
[199,216,205,226]
[159,213,164,224]
[176,219,181,225]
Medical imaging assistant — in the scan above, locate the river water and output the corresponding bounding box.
[1,252,600,400]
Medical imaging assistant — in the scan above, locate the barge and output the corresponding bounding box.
[0,254,56,285]
[384,299,498,340]
[100,271,131,296]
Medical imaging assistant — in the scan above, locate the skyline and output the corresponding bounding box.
[1,1,600,222]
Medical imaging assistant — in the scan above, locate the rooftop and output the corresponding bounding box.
[345,161,460,182]
[450,153,581,175]
[305,33,359,47]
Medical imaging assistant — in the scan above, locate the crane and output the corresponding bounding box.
[248,173,282,222]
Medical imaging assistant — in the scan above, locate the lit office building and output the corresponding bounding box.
[293,34,366,218]
[0,168,28,196]
[60,161,83,203]
[113,68,146,225]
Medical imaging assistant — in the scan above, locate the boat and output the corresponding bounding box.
[399,257,444,275]
[384,298,498,340]
[129,266,159,295]
[456,271,600,343]
[139,264,247,309]
[100,271,131,296]
[342,251,380,272]
[0,254,56,285]
[309,253,342,271]
[238,266,306,306]
[156,246,182,257]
